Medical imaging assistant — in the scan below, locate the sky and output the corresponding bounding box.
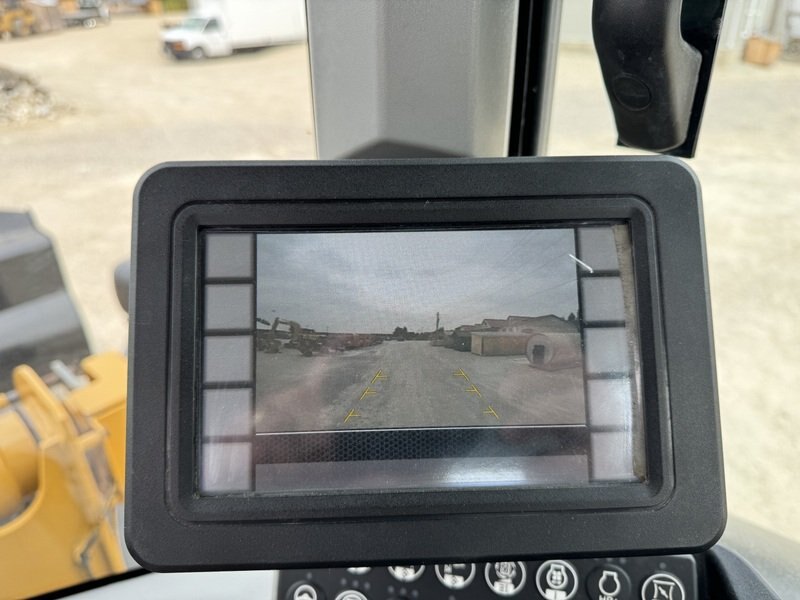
[256,229,578,333]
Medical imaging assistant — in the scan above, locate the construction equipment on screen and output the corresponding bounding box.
[256,316,385,356]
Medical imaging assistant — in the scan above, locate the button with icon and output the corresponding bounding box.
[387,565,425,583]
[640,573,685,600]
[334,591,367,600]
[484,561,527,596]
[586,565,632,600]
[435,563,476,590]
[535,560,578,600]
[287,582,323,600]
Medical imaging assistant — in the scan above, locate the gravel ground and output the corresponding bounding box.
[254,341,585,432]
[1,15,798,542]
[0,66,69,124]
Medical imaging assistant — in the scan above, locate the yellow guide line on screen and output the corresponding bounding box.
[360,387,377,401]
[465,384,482,397]
[344,409,361,423]
[452,368,470,381]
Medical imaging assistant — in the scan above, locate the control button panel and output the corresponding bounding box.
[278,555,698,600]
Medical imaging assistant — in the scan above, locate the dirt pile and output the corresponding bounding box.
[0,67,66,125]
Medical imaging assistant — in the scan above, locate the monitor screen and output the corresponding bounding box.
[198,224,645,495]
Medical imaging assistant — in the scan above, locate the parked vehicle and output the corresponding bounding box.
[161,0,305,60]
[61,0,110,29]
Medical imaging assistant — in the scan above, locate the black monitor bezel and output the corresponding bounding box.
[126,157,724,570]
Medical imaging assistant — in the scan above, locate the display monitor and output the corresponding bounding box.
[199,224,645,495]
[126,158,724,570]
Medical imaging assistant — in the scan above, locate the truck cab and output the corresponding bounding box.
[161,0,306,59]
[162,14,226,59]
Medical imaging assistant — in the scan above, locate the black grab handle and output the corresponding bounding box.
[593,0,702,153]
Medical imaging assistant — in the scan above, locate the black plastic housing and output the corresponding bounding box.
[126,157,724,571]
[592,0,726,157]
[0,212,90,390]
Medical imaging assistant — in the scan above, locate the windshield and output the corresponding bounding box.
[1,0,798,597]
[179,17,209,31]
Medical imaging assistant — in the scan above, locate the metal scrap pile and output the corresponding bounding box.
[0,67,63,124]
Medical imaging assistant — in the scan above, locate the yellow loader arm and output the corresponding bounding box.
[0,352,128,600]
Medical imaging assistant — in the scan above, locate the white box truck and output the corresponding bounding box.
[161,0,306,59]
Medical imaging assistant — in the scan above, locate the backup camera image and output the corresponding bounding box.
[199,225,644,493]
[254,229,586,433]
